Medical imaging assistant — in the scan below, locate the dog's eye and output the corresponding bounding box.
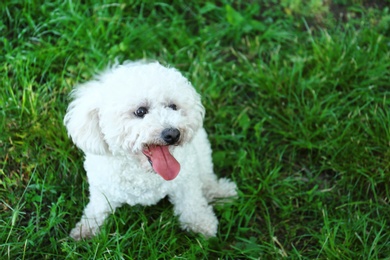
[168,104,177,111]
[134,107,148,118]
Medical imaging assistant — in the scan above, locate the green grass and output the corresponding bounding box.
[1,0,389,259]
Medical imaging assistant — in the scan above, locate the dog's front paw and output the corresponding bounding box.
[179,208,218,238]
[70,222,100,240]
[190,217,218,238]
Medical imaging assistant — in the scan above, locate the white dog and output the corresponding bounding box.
[64,61,237,240]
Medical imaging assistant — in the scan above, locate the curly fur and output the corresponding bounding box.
[64,61,237,240]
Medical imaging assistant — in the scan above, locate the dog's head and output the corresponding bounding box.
[64,61,205,180]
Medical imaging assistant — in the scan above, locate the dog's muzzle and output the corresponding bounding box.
[141,128,182,181]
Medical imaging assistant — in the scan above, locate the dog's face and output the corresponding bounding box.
[64,62,205,180]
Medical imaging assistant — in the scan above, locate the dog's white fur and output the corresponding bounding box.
[64,61,237,239]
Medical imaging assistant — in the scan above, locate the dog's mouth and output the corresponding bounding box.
[142,145,180,181]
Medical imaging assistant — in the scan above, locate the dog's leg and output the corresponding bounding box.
[70,188,119,240]
[193,129,237,202]
[201,177,238,202]
[169,183,219,237]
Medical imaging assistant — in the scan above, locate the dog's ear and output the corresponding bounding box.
[194,93,206,127]
[64,82,109,155]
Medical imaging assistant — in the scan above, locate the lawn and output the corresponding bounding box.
[1,0,389,259]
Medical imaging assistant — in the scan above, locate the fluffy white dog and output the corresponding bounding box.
[64,61,237,240]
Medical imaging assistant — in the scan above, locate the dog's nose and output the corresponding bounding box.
[161,128,180,145]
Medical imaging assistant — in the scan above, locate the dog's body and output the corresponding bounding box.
[64,61,237,239]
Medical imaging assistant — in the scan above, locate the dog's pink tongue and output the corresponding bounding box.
[148,146,180,181]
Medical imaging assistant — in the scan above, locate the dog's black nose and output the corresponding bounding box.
[161,128,180,145]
